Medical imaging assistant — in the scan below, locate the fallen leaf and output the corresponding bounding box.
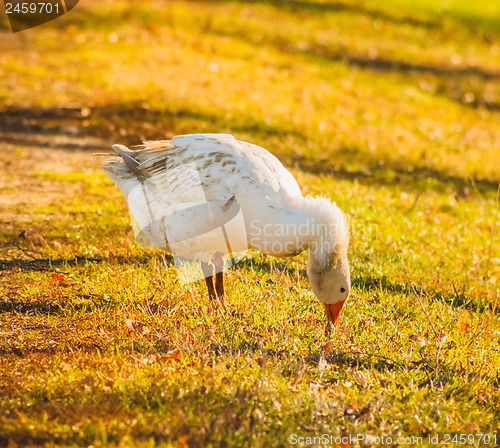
[160,349,182,362]
[322,342,335,353]
[459,322,472,333]
[464,423,477,432]
[52,273,68,286]
[177,434,190,448]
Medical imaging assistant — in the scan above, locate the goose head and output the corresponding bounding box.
[307,252,350,330]
[305,197,351,331]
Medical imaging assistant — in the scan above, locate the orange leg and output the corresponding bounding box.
[200,261,217,303]
[214,252,226,306]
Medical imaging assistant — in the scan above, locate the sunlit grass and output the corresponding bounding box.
[2,0,500,180]
[0,0,499,446]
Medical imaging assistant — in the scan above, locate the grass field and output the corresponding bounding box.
[1,0,500,446]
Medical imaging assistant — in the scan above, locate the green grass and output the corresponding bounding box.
[0,0,500,446]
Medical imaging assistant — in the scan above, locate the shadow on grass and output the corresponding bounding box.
[182,9,500,112]
[0,299,78,315]
[304,51,500,112]
[207,340,466,389]
[65,0,499,36]
[212,26,500,113]
[351,275,499,315]
[286,152,500,194]
[0,256,104,272]
[0,253,175,272]
[212,2,500,81]
[299,46,500,83]
[0,104,307,148]
[226,0,500,31]
[231,0,439,29]
[209,340,401,372]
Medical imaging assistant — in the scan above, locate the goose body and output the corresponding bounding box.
[103,134,351,328]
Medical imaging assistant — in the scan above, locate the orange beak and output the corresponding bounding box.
[324,300,346,328]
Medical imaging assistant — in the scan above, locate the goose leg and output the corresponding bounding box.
[213,252,226,305]
[200,261,217,303]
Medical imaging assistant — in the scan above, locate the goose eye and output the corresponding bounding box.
[340,287,346,293]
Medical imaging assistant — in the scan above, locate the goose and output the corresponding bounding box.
[102,134,350,330]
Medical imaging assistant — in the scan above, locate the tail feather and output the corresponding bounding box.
[111,144,146,181]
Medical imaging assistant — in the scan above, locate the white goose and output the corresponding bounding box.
[103,134,350,329]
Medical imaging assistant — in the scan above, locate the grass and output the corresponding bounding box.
[0,0,499,446]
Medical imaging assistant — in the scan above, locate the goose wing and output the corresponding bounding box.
[102,134,249,256]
